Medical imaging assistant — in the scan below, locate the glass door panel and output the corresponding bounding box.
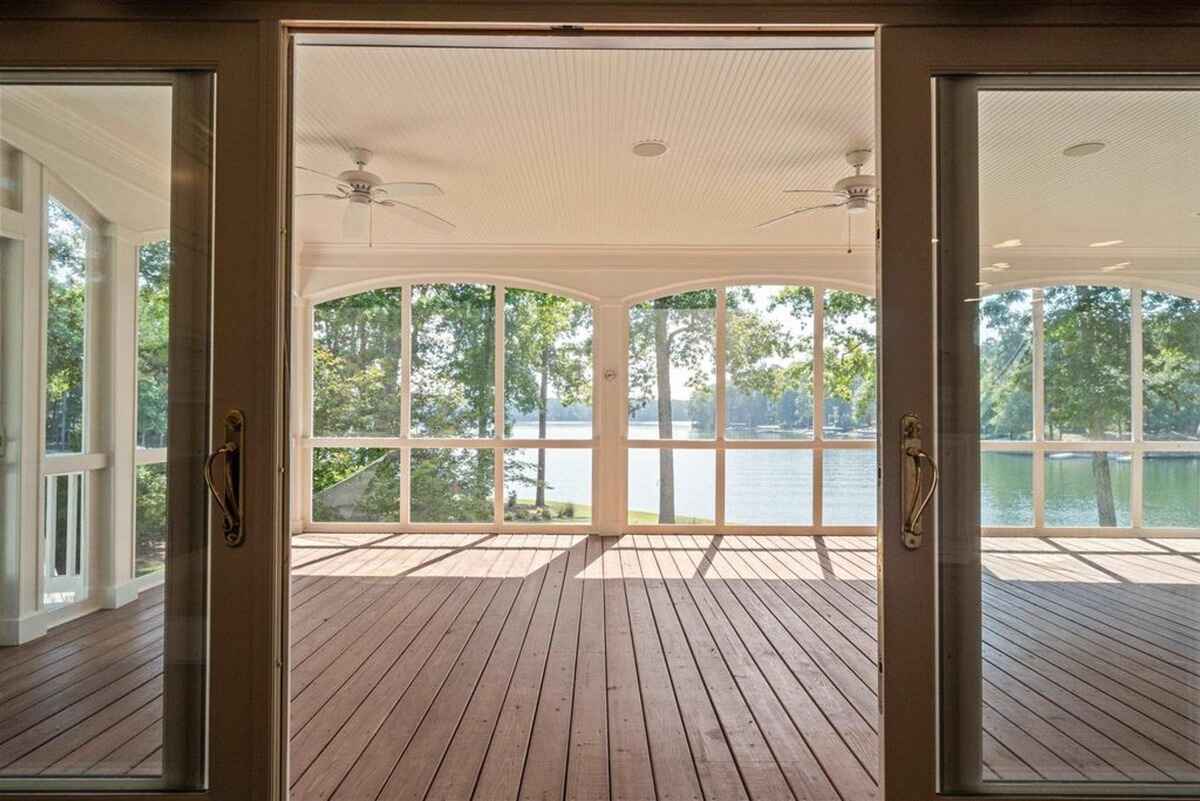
[937,76,1200,795]
[0,18,280,793]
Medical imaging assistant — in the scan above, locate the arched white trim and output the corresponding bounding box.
[307,272,601,305]
[983,275,1200,301]
[621,273,874,306]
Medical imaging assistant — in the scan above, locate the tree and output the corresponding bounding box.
[628,290,716,522]
[45,198,86,454]
[503,289,591,512]
[979,290,1033,440]
[1043,285,1131,526]
[823,291,877,435]
[1143,291,1200,440]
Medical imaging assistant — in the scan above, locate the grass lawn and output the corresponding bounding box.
[505,499,713,525]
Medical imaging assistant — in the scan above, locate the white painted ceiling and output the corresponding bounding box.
[0,84,171,233]
[978,89,1200,291]
[292,43,877,249]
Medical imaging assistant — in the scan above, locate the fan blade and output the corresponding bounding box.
[755,202,846,229]
[374,181,443,196]
[294,192,346,200]
[375,199,455,233]
[782,188,848,195]
[295,164,346,183]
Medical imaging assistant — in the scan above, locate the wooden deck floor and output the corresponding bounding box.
[1,534,1199,798]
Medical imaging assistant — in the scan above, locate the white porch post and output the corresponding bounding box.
[0,151,45,644]
[593,302,625,535]
[93,222,139,609]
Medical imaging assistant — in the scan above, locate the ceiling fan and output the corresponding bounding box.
[755,149,877,251]
[294,146,455,241]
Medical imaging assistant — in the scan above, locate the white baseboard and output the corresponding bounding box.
[0,611,49,646]
[0,571,165,646]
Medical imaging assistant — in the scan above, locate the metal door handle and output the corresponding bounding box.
[901,413,938,549]
[204,410,245,547]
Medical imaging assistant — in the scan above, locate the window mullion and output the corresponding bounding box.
[493,285,505,526]
[1032,287,1046,529]
[1130,288,1144,529]
[813,285,825,528]
[400,284,413,527]
[714,287,727,527]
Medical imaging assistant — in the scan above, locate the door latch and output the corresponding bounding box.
[901,413,939,550]
[204,409,245,547]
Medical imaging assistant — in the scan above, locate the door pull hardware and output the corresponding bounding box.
[901,413,939,550]
[204,409,245,547]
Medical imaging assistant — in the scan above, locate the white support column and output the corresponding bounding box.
[493,285,505,525]
[399,285,412,527]
[0,152,45,644]
[290,291,309,534]
[1130,288,1144,529]
[1032,288,1046,529]
[812,285,826,527]
[714,287,727,527]
[94,223,139,609]
[593,303,625,535]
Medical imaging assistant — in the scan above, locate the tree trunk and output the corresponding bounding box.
[654,302,675,523]
[1088,413,1117,527]
[536,345,550,509]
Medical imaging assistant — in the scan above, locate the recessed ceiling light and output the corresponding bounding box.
[1063,142,1106,157]
[1089,239,1124,247]
[993,239,1022,249]
[632,140,667,158]
[1101,261,1131,272]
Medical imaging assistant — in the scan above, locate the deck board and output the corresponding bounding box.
[2,534,1199,798]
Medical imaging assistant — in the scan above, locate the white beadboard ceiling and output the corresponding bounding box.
[292,43,876,249]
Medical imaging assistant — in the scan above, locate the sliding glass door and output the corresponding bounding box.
[0,20,282,800]
[878,25,1200,801]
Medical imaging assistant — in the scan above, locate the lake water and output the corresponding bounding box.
[510,421,1200,528]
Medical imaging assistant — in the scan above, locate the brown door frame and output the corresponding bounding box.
[0,19,286,801]
[878,24,1200,801]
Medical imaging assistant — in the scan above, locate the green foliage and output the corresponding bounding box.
[627,289,717,423]
[137,239,171,448]
[1043,285,1131,440]
[135,464,167,575]
[823,291,877,434]
[313,288,403,436]
[979,290,1033,439]
[411,448,493,522]
[1143,291,1200,439]
[311,448,400,522]
[411,283,496,438]
[45,198,86,454]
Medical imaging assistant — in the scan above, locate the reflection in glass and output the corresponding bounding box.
[135,463,167,575]
[504,289,592,439]
[1045,452,1130,527]
[503,448,591,523]
[1143,290,1200,441]
[411,448,494,523]
[823,291,876,439]
[1144,453,1200,528]
[980,452,1033,526]
[312,447,401,522]
[627,290,716,440]
[979,290,1033,440]
[725,450,812,524]
[822,448,876,525]
[136,240,170,448]
[627,448,714,524]
[725,285,813,440]
[313,288,403,437]
[45,197,87,455]
[1043,285,1131,442]
[42,473,85,606]
[411,284,496,438]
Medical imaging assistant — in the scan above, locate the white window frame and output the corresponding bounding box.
[39,173,107,608]
[621,280,877,535]
[980,279,1200,537]
[302,280,600,533]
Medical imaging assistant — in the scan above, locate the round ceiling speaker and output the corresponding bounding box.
[632,140,668,157]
